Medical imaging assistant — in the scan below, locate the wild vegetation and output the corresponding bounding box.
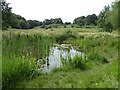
[2,33,55,88]
[1,0,119,89]
[2,27,118,88]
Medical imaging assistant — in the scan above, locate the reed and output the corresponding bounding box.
[2,33,55,88]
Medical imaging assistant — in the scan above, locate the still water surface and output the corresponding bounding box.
[40,44,83,72]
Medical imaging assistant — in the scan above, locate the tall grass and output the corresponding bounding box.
[2,33,55,88]
[2,28,118,88]
[60,31,118,70]
[65,32,118,62]
[2,57,36,88]
[2,33,54,60]
[87,51,109,63]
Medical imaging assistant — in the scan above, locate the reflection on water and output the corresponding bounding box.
[40,44,83,72]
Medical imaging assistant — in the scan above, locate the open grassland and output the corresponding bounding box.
[2,27,118,88]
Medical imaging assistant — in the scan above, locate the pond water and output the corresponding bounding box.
[39,44,84,72]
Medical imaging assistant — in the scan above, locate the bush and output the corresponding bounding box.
[64,25,66,28]
[40,25,45,28]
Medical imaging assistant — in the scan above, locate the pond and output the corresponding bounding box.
[39,44,84,72]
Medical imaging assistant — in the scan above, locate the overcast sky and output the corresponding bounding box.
[6,0,115,23]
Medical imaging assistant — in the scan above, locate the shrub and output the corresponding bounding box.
[40,25,45,28]
[64,25,66,28]
[71,25,74,28]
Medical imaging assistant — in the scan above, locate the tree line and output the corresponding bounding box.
[1,1,119,32]
[73,14,98,26]
[1,2,64,30]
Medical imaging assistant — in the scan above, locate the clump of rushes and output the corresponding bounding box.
[61,54,91,70]
[70,54,89,70]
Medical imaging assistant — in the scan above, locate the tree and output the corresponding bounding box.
[97,5,114,32]
[9,13,20,28]
[97,1,119,32]
[97,5,110,28]
[55,18,63,24]
[108,1,119,30]
[2,2,12,30]
[27,20,41,29]
[85,14,98,25]
[43,19,51,25]
[43,18,63,25]
[73,16,86,26]
[64,22,71,25]
[18,20,29,29]
[15,14,26,21]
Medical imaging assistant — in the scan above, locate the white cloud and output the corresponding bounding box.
[6,0,115,23]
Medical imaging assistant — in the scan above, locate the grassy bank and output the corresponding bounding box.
[16,61,118,88]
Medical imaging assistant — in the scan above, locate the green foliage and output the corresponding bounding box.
[2,28,118,88]
[2,2,12,30]
[97,5,114,32]
[65,30,118,64]
[88,52,109,63]
[43,18,63,25]
[18,20,30,29]
[108,1,119,30]
[97,5,110,28]
[1,2,29,30]
[64,22,71,25]
[2,34,54,60]
[85,14,98,25]
[61,54,90,70]
[97,1,119,32]
[73,14,98,27]
[2,57,37,88]
[69,54,88,70]
[27,20,42,29]
[73,16,86,26]
[50,18,63,24]
[2,33,55,88]
[1,2,42,30]
[104,22,113,32]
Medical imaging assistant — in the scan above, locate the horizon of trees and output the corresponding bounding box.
[1,1,119,32]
